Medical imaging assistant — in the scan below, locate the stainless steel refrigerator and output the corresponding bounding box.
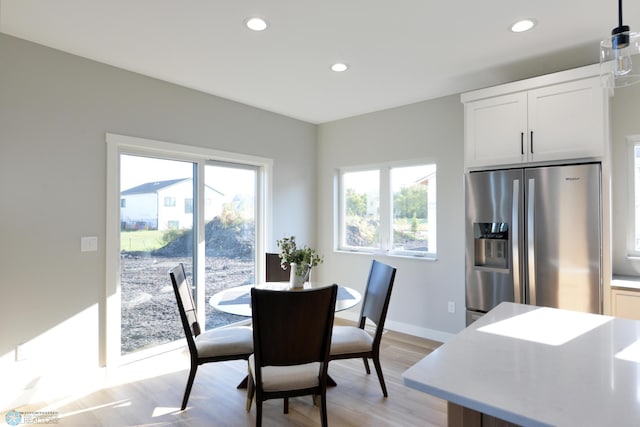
[465,163,602,325]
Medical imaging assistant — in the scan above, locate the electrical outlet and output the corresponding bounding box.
[447,301,455,314]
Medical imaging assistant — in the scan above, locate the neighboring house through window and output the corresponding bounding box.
[120,179,223,230]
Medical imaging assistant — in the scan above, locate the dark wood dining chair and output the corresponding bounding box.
[169,263,253,410]
[246,284,338,427]
[329,259,397,397]
[265,252,290,282]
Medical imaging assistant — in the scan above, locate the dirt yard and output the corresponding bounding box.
[120,254,253,354]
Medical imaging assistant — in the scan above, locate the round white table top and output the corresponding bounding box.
[209,282,362,317]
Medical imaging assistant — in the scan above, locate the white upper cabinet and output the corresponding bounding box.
[462,66,608,169]
[464,92,527,167]
[527,78,604,163]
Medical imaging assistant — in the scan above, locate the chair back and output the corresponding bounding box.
[359,260,396,339]
[265,252,290,282]
[251,285,338,369]
[169,264,200,355]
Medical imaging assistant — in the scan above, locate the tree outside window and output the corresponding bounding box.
[340,163,436,256]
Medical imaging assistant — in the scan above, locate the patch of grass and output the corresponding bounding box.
[120,230,164,252]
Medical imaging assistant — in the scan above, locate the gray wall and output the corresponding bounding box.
[317,96,465,339]
[0,33,316,375]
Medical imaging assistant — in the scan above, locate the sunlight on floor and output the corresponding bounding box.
[2,346,191,418]
[58,399,131,419]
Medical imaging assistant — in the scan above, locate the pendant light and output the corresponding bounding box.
[600,0,640,88]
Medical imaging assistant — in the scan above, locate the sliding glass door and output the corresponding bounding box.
[118,156,260,355]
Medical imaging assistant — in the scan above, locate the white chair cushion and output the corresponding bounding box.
[330,326,373,355]
[249,354,320,392]
[195,326,253,358]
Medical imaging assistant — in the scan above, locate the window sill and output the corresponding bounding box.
[334,248,437,261]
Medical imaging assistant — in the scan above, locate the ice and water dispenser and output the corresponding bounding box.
[473,222,509,269]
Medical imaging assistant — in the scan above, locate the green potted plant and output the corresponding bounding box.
[276,236,323,287]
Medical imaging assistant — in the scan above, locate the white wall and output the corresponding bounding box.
[0,33,316,394]
[316,95,465,340]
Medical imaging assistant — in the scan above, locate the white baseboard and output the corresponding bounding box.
[335,312,455,343]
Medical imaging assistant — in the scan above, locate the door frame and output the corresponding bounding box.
[104,133,272,367]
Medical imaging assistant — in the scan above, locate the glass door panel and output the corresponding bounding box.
[119,154,195,355]
[204,162,257,329]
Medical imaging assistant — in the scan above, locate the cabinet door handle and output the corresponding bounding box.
[530,131,534,153]
[520,132,524,155]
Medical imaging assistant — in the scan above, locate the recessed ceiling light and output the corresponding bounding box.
[245,17,268,31]
[331,63,349,72]
[511,19,537,33]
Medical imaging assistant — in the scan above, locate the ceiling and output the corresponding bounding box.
[1,0,638,124]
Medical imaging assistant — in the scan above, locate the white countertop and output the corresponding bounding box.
[402,302,640,427]
[612,275,640,291]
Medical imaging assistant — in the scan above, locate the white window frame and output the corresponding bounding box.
[105,133,272,366]
[336,159,437,259]
[627,135,640,258]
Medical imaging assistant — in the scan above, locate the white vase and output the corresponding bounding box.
[289,263,309,288]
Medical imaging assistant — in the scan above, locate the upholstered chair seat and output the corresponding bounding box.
[330,326,373,355]
[195,326,253,358]
[248,356,321,391]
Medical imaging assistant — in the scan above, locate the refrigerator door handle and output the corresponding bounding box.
[512,179,521,303]
[527,178,536,306]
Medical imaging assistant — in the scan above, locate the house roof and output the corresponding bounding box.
[122,178,224,196]
[121,178,188,195]
[416,172,437,186]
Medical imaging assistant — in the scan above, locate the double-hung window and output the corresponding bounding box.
[338,162,437,257]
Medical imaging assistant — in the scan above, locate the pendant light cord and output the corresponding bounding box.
[619,0,623,28]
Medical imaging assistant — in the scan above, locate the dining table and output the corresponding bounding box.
[209,281,362,317]
[209,281,362,389]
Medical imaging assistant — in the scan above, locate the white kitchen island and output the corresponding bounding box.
[403,302,640,427]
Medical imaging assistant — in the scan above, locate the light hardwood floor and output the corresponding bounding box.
[9,325,446,426]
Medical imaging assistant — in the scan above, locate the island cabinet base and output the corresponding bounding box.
[448,402,520,427]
